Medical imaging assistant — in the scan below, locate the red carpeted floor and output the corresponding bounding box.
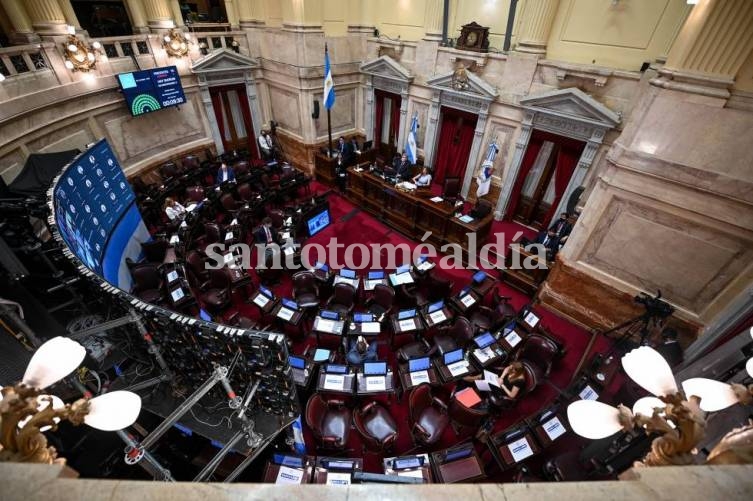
[218,182,617,480]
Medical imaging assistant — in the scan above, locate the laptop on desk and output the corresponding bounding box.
[408,357,432,386]
[362,361,388,391]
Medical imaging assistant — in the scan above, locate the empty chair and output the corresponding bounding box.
[492,289,517,322]
[543,451,591,482]
[226,311,257,330]
[220,193,241,213]
[469,305,500,333]
[409,384,449,446]
[365,284,395,318]
[233,160,250,177]
[140,239,168,263]
[186,185,205,202]
[442,176,462,204]
[292,271,320,309]
[396,337,435,362]
[515,332,563,378]
[433,316,474,353]
[268,209,285,230]
[160,162,179,179]
[305,394,351,450]
[185,250,209,285]
[353,401,398,453]
[199,268,232,312]
[130,263,163,303]
[448,393,489,435]
[326,283,357,316]
[469,199,493,219]
[237,182,256,202]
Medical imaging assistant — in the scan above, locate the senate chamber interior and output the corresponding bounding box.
[0,1,752,499]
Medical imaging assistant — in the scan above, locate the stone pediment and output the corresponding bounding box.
[427,70,498,100]
[360,55,412,82]
[191,49,259,74]
[520,88,620,128]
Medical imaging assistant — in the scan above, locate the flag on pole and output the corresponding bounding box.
[405,113,419,164]
[476,138,499,198]
[323,45,335,110]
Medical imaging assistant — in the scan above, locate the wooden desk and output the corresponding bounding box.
[383,454,433,483]
[313,457,363,485]
[449,290,481,316]
[470,274,497,299]
[430,444,485,483]
[434,358,478,384]
[271,301,304,327]
[262,456,314,484]
[398,364,440,391]
[314,152,338,187]
[421,305,453,329]
[500,244,551,296]
[355,370,396,396]
[496,322,528,354]
[316,369,357,395]
[531,408,569,448]
[490,427,542,471]
[348,320,382,337]
[248,289,277,315]
[469,342,507,370]
[390,314,425,336]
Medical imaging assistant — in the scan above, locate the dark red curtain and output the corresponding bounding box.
[433,108,477,185]
[390,95,401,147]
[374,92,384,145]
[542,144,581,223]
[210,91,228,152]
[234,87,258,159]
[505,134,544,219]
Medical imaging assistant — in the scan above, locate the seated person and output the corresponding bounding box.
[412,166,432,187]
[458,361,526,403]
[164,197,186,221]
[346,335,378,365]
[549,212,573,244]
[393,152,412,181]
[525,229,559,261]
[258,130,274,160]
[216,162,235,185]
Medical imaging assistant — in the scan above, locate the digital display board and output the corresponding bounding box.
[54,139,137,274]
[306,209,331,236]
[117,65,186,116]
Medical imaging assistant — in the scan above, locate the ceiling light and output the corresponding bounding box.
[567,400,625,439]
[632,396,666,417]
[682,378,739,412]
[622,346,678,396]
[22,337,86,389]
[83,391,142,431]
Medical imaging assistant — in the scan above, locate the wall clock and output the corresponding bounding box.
[456,22,489,53]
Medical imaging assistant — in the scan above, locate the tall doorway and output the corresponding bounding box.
[373,89,401,159]
[506,130,585,229]
[432,107,478,186]
[209,84,258,158]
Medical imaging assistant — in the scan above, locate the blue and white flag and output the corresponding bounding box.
[406,113,419,164]
[323,45,335,110]
[476,138,499,198]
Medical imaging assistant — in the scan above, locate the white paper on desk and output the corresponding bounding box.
[429,310,447,324]
[447,361,469,377]
[275,465,304,484]
[225,232,234,241]
[417,261,434,271]
[543,417,566,441]
[170,288,184,301]
[253,294,269,308]
[524,311,540,328]
[326,472,351,486]
[169,234,180,244]
[508,437,534,463]
[281,231,291,240]
[484,370,500,387]
[505,330,522,348]
[363,279,379,291]
[316,318,336,333]
[223,253,234,264]
[474,346,494,363]
[398,319,416,331]
[365,376,386,391]
[186,203,198,212]
[430,196,443,203]
[410,370,430,386]
[397,469,424,479]
[284,246,295,256]
[277,307,294,321]
[460,294,476,307]
[579,385,599,401]
[323,374,345,391]
[389,273,413,286]
[361,321,381,334]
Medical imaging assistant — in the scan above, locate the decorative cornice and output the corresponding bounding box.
[649,67,733,100]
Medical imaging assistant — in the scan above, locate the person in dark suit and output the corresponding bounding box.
[393,152,412,180]
[216,162,235,184]
[534,229,560,260]
[335,137,353,192]
[254,217,279,263]
[655,328,683,368]
[549,212,573,243]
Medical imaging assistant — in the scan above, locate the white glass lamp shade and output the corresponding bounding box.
[164,35,171,42]
[67,44,78,53]
[0,73,6,82]
[682,378,738,412]
[184,33,190,41]
[746,357,753,378]
[64,60,74,69]
[92,41,101,49]
[18,395,64,431]
[567,400,623,439]
[84,391,141,431]
[23,337,86,389]
[66,25,76,35]
[632,396,666,417]
[622,346,678,397]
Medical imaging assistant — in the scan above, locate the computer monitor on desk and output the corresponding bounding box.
[325,364,348,374]
[408,357,431,372]
[474,332,496,349]
[364,361,388,376]
[398,309,416,320]
[444,348,464,365]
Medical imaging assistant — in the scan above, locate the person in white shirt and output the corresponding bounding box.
[258,130,273,160]
[164,197,186,221]
[412,166,432,187]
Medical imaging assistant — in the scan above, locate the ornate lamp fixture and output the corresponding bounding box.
[0,337,141,464]
[231,40,240,53]
[163,29,191,58]
[62,34,102,72]
[567,344,753,467]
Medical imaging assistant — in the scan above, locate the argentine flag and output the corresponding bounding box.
[406,113,419,164]
[476,139,499,198]
[323,45,335,110]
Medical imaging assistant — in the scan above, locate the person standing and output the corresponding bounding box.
[259,130,274,160]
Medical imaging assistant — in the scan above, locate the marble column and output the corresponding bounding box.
[169,0,184,27]
[396,87,409,153]
[124,0,149,33]
[200,79,226,154]
[347,0,376,34]
[58,0,80,30]
[143,0,175,29]
[364,79,375,142]
[239,0,265,27]
[495,114,533,220]
[25,0,68,35]
[652,0,753,99]
[423,92,442,166]
[245,71,263,143]
[224,0,240,28]
[0,0,40,42]
[423,0,443,42]
[515,0,560,55]
[461,104,489,198]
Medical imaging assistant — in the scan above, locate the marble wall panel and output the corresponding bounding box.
[314,87,355,137]
[269,86,303,136]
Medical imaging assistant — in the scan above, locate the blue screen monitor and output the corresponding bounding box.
[272,454,303,468]
[259,285,273,297]
[396,264,411,274]
[199,309,212,321]
[323,460,354,470]
[408,357,431,372]
[394,457,423,470]
[307,209,331,236]
[460,286,471,296]
[354,312,374,322]
[340,268,356,279]
[117,66,186,116]
[313,348,331,362]
[417,255,429,264]
[368,271,385,280]
[314,261,329,272]
[398,309,416,320]
[427,300,444,313]
[282,298,298,310]
[288,355,305,370]
[364,361,387,375]
[326,364,348,374]
[474,332,496,349]
[472,270,487,283]
[320,310,339,320]
[444,348,464,365]
[445,448,472,462]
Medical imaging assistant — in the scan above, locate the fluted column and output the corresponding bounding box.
[516,0,560,55]
[143,0,175,29]
[124,0,149,33]
[25,0,68,35]
[347,0,376,35]
[423,0,443,42]
[224,0,240,28]
[652,0,753,99]
[169,0,184,27]
[0,0,40,42]
[239,0,265,27]
[281,0,323,32]
[58,0,80,29]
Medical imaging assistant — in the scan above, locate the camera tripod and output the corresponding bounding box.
[601,309,668,360]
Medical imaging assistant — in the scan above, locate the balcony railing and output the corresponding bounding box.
[0,43,53,78]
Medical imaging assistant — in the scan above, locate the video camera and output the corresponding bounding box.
[634,290,674,319]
